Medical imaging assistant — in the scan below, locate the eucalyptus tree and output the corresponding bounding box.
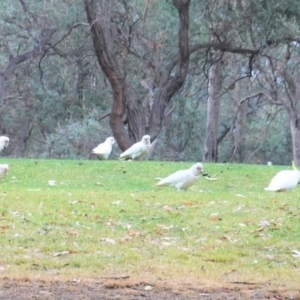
[195,0,262,162]
[198,0,300,164]
[0,0,108,156]
[84,0,262,156]
[4,0,299,162]
[241,0,300,164]
[255,44,300,165]
[0,0,57,154]
[84,0,192,151]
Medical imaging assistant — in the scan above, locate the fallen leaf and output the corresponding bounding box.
[10,211,20,216]
[162,237,179,241]
[292,250,300,258]
[178,247,190,251]
[157,224,174,230]
[236,194,245,198]
[176,205,186,210]
[233,206,242,212]
[69,201,78,205]
[54,251,69,257]
[119,236,133,243]
[162,205,172,212]
[204,176,218,181]
[100,238,116,244]
[249,226,265,233]
[260,220,270,228]
[209,213,221,221]
[66,231,79,236]
[161,242,173,247]
[219,235,238,243]
[126,230,141,237]
[112,200,122,205]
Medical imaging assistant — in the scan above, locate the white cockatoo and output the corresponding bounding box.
[264,161,300,191]
[0,136,9,152]
[0,164,9,177]
[92,137,115,160]
[119,135,151,160]
[156,163,204,191]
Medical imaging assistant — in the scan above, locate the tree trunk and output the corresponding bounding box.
[230,90,249,162]
[232,106,247,162]
[84,0,191,149]
[149,0,191,139]
[202,49,223,162]
[0,28,56,101]
[84,0,131,151]
[283,70,300,165]
[290,116,300,165]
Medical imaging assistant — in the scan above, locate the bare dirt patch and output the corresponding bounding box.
[0,277,299,299]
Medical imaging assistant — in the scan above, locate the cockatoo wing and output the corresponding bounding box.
[92,143,106,154]
[120,135,151,160]
[157,170,197,191]
[156,163,203,191]
[92,138,114,160]
[157,170,190,186]
[120,142,146,160]
[92,143,112,159]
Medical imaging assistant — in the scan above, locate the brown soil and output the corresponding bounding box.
[0,277,299,300]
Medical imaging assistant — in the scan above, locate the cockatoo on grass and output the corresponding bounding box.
[264,161,300,192]
[119,135,151,160]
[0,136,9,152]
[0,164,9,177]
[156,163,204,191]
[92,137,115,160]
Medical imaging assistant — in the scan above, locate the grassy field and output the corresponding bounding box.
[0,158,299,290]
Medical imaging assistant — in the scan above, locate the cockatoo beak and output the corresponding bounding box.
[292,161,298,171]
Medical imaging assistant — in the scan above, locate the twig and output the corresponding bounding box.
[100,275,130,280]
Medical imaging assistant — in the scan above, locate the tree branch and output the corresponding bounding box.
[2,28,57,80]
[162,42,260,86]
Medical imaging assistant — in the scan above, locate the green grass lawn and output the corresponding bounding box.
[0,158,299,289]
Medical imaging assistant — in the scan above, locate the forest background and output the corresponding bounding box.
[1,0,300,165]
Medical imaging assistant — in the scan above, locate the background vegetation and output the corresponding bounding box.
[1,0,300,165]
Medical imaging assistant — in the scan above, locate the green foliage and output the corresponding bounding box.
[154,91,207,161]
[25,119,113,159]
[0,158,299,287]
[0,0,299,165]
